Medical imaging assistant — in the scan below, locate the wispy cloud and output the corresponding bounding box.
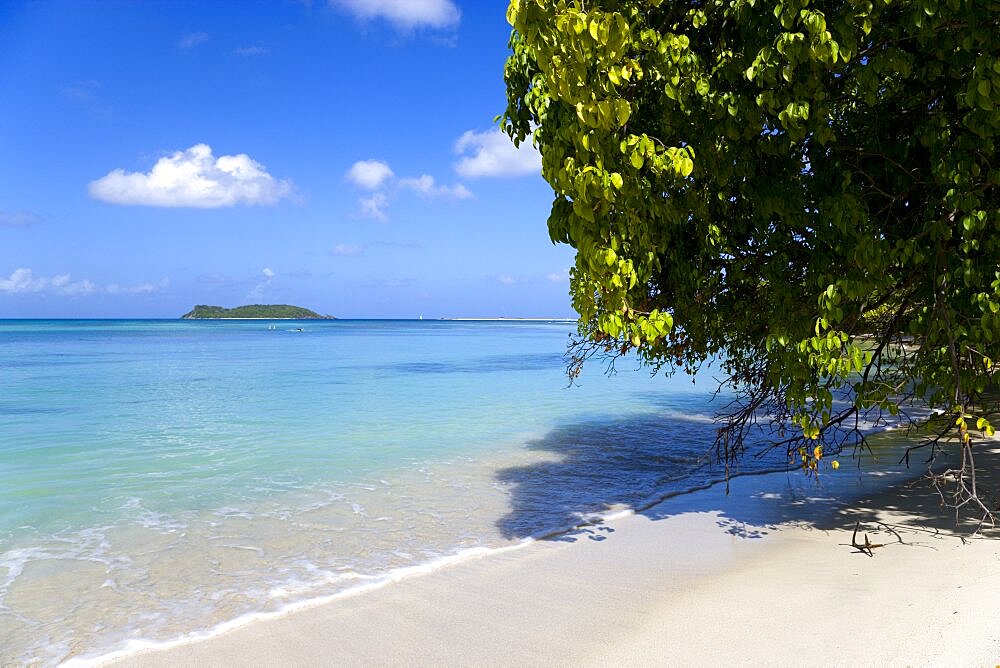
[0,211,43,228]
[61,79,101,102]
[358,192,389,222]
[545,270,569,283]
[196,272,229,285]
[331,244,365,257]
[179,32,209,49]
[89,144,294,208]
[495,271,568,286]
[454,129,541,178]
[332,0,460,30]
[399,175,471,199]
[61,80,112,117]
[0,268,168,296]
[234,45,269,56]
[371,240,422,250]
[246,267,275,301]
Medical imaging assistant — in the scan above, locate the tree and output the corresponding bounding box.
[503,0,1000,521]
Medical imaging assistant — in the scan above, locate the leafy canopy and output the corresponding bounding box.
[503,0,1000,514]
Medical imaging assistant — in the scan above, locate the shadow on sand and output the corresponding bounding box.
[495,410,1000,546]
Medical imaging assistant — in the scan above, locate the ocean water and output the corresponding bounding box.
[0,319,784,664]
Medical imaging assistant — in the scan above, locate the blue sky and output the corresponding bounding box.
[0,0,574,318]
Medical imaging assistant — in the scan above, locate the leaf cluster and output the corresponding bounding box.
[504,0,1000,520]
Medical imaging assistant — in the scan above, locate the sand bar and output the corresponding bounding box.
[103,449,1000,667]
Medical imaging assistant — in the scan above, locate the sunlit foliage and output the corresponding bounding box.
[504,0,999,518]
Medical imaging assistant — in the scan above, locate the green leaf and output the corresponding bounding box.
[615,99,631,126]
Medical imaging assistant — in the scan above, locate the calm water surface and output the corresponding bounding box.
[0,319,778,664]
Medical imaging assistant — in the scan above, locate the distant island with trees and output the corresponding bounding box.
[181,304,335,319]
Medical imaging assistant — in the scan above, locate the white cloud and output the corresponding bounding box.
[0,268,167,296]
[89,144,294,208]
[59,279,97,296]
[247,268,275,302]
[0,268,48,293]
[545,270,569,283]
[347,159,472,220]
[333,0,460,30]
[234,45,269,56]
[179,32,209,49]
[346,160,394,190]
[497,274,517,285]
[0,211,43,228]
[454,129,541,178]
[106,281,159,295]
[331,244,364,257]
[358,192,389,222]
[399,174,472,199]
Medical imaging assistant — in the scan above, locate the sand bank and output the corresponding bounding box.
[104,450,1000,667]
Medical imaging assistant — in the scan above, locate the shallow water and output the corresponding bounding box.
[1,319,784,664]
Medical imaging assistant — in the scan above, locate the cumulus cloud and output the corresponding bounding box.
[331,244,365,257]
[89,144,294,208]
[398,175,471,199]
[346,160,394,190]
[0,268,48,293]
[179,32,209,49]
[262,267,275,278]
[0,268,167,296]
[333,0,460,30]
[497,274,517,286]
[347,159,471,221]
[454,129,541,178]
[0,211,43,228]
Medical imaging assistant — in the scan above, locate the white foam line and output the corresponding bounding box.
[68,430,915,668]
[70,465,800,667]
[68,540,538,668]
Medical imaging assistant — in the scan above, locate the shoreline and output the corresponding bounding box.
[71,465,790,667]
[98,445,1000,667]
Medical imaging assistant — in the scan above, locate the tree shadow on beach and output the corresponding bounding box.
[494,410,1000,546]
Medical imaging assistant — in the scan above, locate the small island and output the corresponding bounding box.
[181,304,335,319]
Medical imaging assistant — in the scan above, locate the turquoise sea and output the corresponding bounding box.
[1,319,786,664]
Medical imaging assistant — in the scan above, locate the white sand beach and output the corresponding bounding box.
[102,443,1000,667]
